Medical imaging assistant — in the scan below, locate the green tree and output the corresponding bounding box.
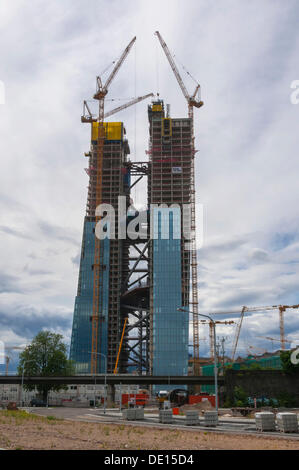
[233,386,248,407]
[17,331,75,403]
[240,363,263,370]
[280,350,299,374]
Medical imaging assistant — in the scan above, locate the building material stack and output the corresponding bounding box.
[122,408,144,421]
[159,409,173,424]
[276,412,298,433]
[255,412,276,432]
[203,411,218,427]
[185,410,199,426]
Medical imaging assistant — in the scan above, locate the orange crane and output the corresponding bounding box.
[85,36,140,374]
[113,317,128,374]
[155,31,203,371]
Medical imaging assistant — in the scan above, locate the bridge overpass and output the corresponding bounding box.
[0,375,224,386]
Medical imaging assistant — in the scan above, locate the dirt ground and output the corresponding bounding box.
[0,410,299,450]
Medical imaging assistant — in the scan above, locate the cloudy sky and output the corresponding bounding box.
[0,0,299,370]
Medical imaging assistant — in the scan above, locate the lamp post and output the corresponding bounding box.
[21,360,35,407]
[178,308,219,412]
[88,351,107,414]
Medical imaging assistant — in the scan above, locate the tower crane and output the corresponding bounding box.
[230,304,299,361]
[81,93,154,122]
[155,31,203,120]
[191,319,235,360]
[208,321,235,360]
[155,31,203,372]
[83,36,142,374]
[278,305,299,350]
[230,305,280,362]
[247,345,267,358]
[4,346,24,375]
[256,335,299,349]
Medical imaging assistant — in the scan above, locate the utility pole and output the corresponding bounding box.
[220,337,226,375]
[216,341,221,370]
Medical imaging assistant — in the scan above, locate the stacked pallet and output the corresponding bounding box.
[203,411,218,427]
[122,408,144,421]
[159,409,173,424]
[255,412,276,432]
[277,413,298,433]
[185,410,199,426]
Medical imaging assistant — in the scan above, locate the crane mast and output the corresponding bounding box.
[89,36,136,374]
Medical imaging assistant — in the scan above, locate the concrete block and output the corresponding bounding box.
[255,412,276,432]
[277,413,298,433]
[122,407,145,421]
[185,410,199,426]
[203,410,218,427]
[159,409,173,424]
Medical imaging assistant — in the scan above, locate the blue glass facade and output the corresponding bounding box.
[70,219,110,373]
[152,207,189,378]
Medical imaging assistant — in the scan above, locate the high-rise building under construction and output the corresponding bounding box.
[70,100,191,377]
[147,100,191,376]
[70,121,132,373]
[70,34,201,377]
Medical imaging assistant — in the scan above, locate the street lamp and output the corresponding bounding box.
[88,352,107,414]
[21,360,35,407]
[178,308,219,412]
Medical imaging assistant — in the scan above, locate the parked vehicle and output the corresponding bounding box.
[156,390,169,409]
[169,389,189,406]
[30,398,47,407]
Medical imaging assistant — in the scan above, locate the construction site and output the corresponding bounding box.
[69,32,203,379]
[67,32,299,382]
[1,28,299,451]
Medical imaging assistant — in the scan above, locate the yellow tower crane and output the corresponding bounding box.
[82,36,153,374]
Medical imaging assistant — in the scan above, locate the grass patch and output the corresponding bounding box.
[46,415,56,421]
[0,410,63,425]
[0,410,42,421]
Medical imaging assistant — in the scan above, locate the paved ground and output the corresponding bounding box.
[1,408,299,450]
[27,406,299,440]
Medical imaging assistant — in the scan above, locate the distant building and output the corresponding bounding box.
[200,352,283,394]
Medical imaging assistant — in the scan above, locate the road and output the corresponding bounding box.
[27,406,299,440]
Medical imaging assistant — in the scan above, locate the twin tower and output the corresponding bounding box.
[70,98,193,377]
